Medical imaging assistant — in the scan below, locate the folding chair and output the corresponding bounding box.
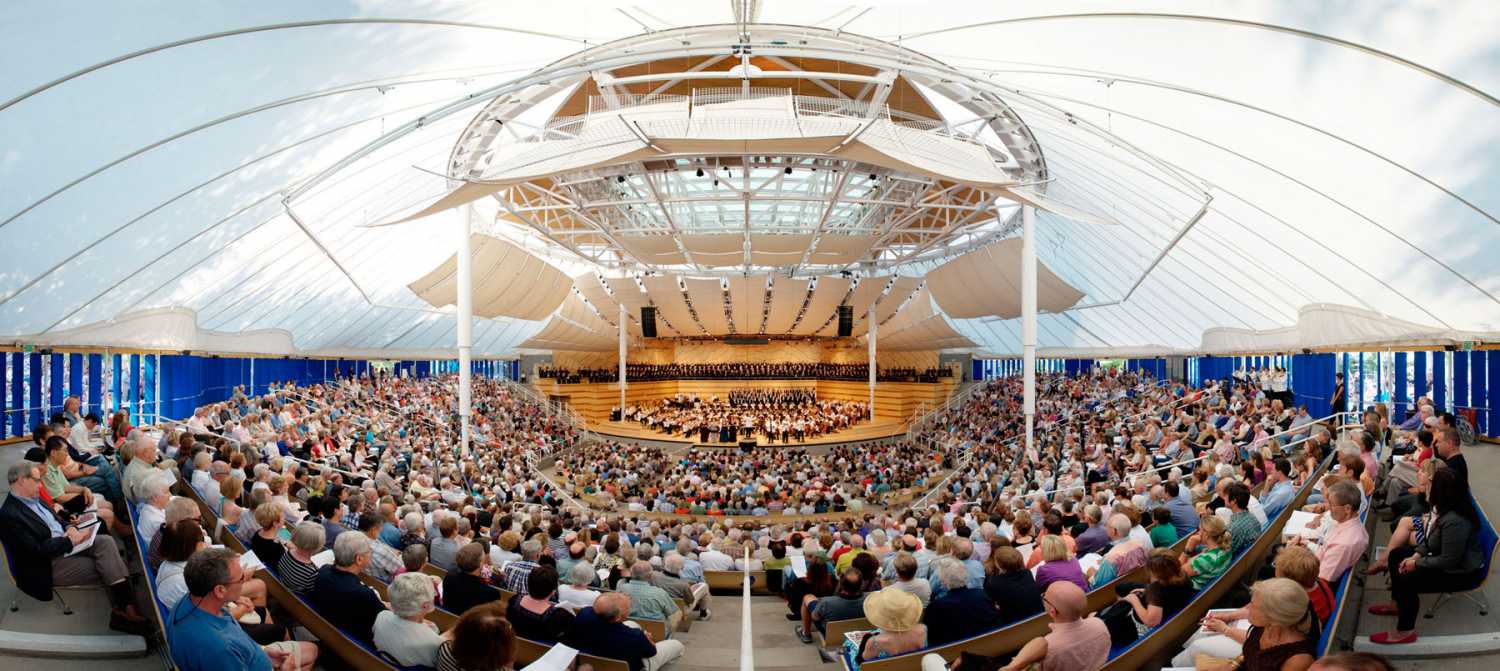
[1424,496,1498,619]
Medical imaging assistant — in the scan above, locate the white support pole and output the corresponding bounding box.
[619,302,627,413]
[457,205,474,455]
[868,304,877,420]
[1021,204,1037,453]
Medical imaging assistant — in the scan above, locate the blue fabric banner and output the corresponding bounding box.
[1393,352,1409,423]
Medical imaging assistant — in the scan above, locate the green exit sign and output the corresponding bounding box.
[21,344,32,353]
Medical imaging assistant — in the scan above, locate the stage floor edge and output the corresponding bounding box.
[587,417,910,447]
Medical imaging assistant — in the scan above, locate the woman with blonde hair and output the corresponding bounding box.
[1182,515,1231,589]
[1033,534,1087,592]
[1366,460,1440,575]
[1198,578,1316,671]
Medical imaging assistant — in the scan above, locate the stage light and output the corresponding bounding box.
[696,168,704,177]
[617,175,626,183]
[785,166,793,174]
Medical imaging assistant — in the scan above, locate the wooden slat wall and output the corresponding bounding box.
[534,377,957,423]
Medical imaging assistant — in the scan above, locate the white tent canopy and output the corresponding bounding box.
[2,2,1497,357]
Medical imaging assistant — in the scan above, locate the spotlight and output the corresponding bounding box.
[712,179,718,186]
[785,166,793,175]
[696,168,704,177]
[869,173,877,181]
[617,175,625,183]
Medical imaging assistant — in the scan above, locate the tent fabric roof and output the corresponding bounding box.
[406,233,572,321]
[3,3,1498,357]
[925,237,1087,320]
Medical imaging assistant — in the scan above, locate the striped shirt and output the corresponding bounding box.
[278,554,320,595]
[1189,547,1231,589]
[1228,511,1262,556]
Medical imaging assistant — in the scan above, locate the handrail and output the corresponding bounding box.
[906,378,988,441]
[740,546,754,671]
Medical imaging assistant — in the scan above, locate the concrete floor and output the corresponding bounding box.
[0,442,161,669]
[671,594,828,671]
[1354,442,1500,670]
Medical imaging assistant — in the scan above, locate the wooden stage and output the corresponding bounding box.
[588,417,910,447]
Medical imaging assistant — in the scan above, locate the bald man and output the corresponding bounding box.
[1000,582,1110,671]
[566,591,684,671]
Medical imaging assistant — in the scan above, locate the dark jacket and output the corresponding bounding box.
[562,607,656,671]
[924,586,1004,647]
[309,565,385,642]
[1418,510,1485,575]
[982,570,1044,626]
[0,494,73,601]
[442,571,501,615]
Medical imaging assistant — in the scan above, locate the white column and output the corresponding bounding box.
[457,205,474,454]
[1021,204,1037,452]
[619,302,627,413]
[868,304,877,420]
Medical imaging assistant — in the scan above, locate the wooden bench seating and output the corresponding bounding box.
[859,535,1194,671]
[817,616,873,651]
[704,569,768,594]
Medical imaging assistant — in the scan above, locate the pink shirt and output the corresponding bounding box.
[1042,617,1111,671]
[1360,451,1379,482]
[1316,516,1369,582]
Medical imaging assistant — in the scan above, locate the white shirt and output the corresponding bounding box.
[1128,524,1154,550]
[698,549,735,571]
[137,503,166,543]
[372,610,443,667]
[558,585,600,612]
[156,560,189,609]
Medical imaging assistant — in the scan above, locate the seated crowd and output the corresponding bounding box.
[555,438,952,512]
[3,364,1460,671]
[539,362,950,383]
[618,392,870,442]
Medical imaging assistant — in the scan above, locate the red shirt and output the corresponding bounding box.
[1307,579,1334,624]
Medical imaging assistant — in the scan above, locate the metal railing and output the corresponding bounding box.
[740,545,755,671]
[906,378,990,442]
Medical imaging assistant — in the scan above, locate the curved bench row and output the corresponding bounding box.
[173,479,634,671]
[848,451,1337,671]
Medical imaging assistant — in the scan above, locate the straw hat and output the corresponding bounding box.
[863,588,922,633]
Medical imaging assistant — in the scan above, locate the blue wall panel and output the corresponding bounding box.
[1488,351,1499,438]
[49,354,64,418]
[67,354,83,412]
[128,354,142,422]
[1292,353,1335,418]
[1414,352,1428,401]
[87,354,103,417]
[1394,352,1409,423]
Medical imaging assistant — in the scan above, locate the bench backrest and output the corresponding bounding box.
[1101,452,1333,670]
[860,534,1193,671]
[513,635,631,671]
[704,569,765,593]
[629,616,669,642]
[819,616,873,650]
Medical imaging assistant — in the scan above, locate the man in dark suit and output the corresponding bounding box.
[0,461,144,632]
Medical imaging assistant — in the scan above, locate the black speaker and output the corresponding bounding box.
[837,305,853,337]
[641,306,657,338]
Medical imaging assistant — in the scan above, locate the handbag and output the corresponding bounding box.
[1096,600,1142,647]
